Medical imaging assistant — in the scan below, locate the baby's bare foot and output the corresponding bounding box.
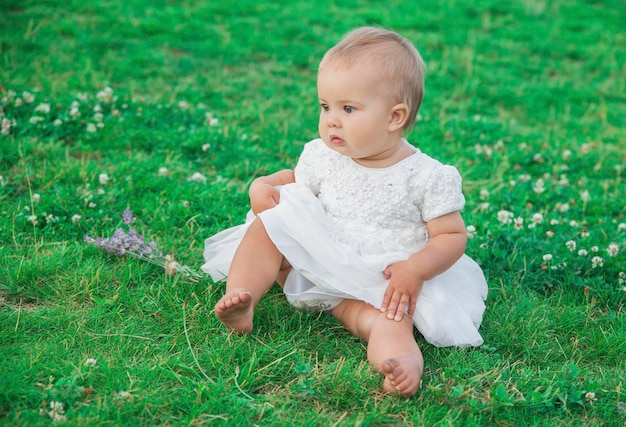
[214,288,254,334]
[381,357,422,397]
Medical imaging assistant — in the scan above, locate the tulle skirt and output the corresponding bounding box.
[202,183,488,347]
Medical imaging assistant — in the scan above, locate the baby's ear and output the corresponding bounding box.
[388,103,410,132]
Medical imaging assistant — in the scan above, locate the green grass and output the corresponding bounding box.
[1,0,625,425]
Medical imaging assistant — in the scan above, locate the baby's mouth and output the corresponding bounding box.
[330,135,344,145]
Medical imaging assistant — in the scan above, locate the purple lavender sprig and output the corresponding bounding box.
[84,209,203,283]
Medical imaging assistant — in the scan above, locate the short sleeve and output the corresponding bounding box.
[294,139,323,195]
[421,165,466,222]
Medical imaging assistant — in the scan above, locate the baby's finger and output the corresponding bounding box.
[385,290,402,319]
[271,188,280,205]
[393,293,410,321]
[381,286,395,312]
[407,297,417,318]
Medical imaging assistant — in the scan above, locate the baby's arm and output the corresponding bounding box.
[381,211,468,321]
[249,169,295,214]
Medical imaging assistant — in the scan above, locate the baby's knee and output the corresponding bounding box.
[330,300,374,339]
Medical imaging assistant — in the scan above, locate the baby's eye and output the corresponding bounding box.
[320,103,330,112]
[343,105,354,113]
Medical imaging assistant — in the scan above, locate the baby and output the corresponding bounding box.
[203,27,488,397]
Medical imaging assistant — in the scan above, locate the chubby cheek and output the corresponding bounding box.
[317,118,326,139]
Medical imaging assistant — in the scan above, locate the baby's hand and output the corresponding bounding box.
[381,260,424,321]
[249,182,280,214]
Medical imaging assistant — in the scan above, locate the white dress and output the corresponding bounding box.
[202,138,488,347]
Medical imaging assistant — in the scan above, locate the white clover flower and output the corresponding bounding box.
[569,220,579,228]
[86,123,97,133]
[27,215,37,225]
[578,249,588,256]
[29,116,44,124]
[533,153,543,163]
[84,358,97,367]
[116,391,132,400]
[32,193,41,203]
[188,172,207,183]
[35,103,50,114]
[546,230,554,238]
[514,217,524,229]
[581,230,590,238]
[202,143,211,152]
[532,178,546,194]
[94,104,103,113]
[529,213,544,228]
[580,190,591,202]
[158,167,169,177]
[88,202,97,208]
[550,219,559,225]
[562,149,572,161]
[182,200,190,208]
[556,203,570,213]
[99,173,109,185]
[591,256,604,268]
[478,202,490,212]
[178,100,190,110]
[22,91,35,103]
[45,401,67,422]
[591,246,599,252]
[93,112,104,122]
[565,240,576,251]
[96,87,114,103]
[53,118,63,126]
[479,189,490,200]
[618,223,626,231]
[607,243,619,257]
[70,106,81,117]
[497,210,514,224]
[466,225,476,238]
[558,175,570,186]
[518,174,531,183]
[71,214,81,223]
[585,391,597,403]
[1,117,12,134]
[542,254,553,262]
[205,112,218,125]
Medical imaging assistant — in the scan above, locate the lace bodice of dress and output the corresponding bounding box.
[294,139,465,254]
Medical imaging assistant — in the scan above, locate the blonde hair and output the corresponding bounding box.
[319,27,425,131]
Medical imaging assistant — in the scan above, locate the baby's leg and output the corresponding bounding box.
[215,218,286,334]
[331,300,424,397]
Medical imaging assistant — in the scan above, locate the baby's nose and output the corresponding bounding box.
[326,112,340,127]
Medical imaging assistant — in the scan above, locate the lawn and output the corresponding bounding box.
[1,0,625,425]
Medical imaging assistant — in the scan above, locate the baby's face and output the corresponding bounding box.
[317,62,403,166]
